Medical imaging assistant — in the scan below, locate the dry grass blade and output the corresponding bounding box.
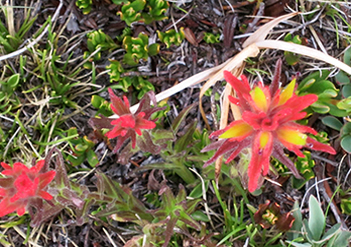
[126,61,231,114]
[242,12,298,47]
[256,40,351,74]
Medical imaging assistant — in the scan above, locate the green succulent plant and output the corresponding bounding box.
[132,76,155,99]
[297,70,344,116]
[76,0,92,14]
[106,60,124,82]
[335,47,351,85]
[291,151,315,189]
[157,27,185,48]
[84,30,118,69]
[122,32,159,66]
[118,0,146,26]
[143,0,169,24]
[106,59,132,92]
[203,32,220,44]
[106,60,155,98]
[66,128,99,167]
[91,95,114,117]
[322,116,351,153]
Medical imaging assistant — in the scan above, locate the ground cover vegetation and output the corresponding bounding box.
[1,0,351,246]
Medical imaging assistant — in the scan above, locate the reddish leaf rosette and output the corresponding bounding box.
[202,60,336,192]
[0,160,56,217]
[254,200,295,231]
[89,89,164,153]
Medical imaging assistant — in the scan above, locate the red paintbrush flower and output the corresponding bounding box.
[105,88,156,147]
[202,60,336,192]
[0,160,55,217]
[89,89,163,153]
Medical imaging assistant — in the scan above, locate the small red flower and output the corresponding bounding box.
[203,60,336,192]
[0,160,55,217]
[90,88,161,153]
[106,91,156,135]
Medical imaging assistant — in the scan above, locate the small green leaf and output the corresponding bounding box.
[342,84,351,98]
[341,122,351,136]
[337,97,351,111]
[148,43,160,56]
[341,198,351,215]
[189,181,209,199]
[343,46,351,65]
[322,116,343,131]
[191,211,209,222]
[7,74,20,88]
[335,71,350,85]
[327,230,351,247]
[341,135,351,153]
[308,196,325,241]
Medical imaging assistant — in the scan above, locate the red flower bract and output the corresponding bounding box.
[202,60,336,192]
[105,88,157,150]
[0,160,55,217]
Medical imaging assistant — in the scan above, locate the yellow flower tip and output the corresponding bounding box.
[259,131,270,149]
[220,122,253,139]
[250,86,268,112]
[278,78,296,105]
[277,127,307,146]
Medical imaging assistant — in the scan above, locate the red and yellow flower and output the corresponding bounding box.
[203,63,336,192]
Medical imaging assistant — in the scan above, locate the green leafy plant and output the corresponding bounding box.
[75,0,92,14]
[112,0,129,4]
[66,128,99,167]
[117,0,169,26]
[339,189,351,215]
[92,173,202,247]
[287,196,351,247]
[0,73,21,114]
[91,94,114,117]
[203,32,220,44]
[122,32,160,66]
[118,0,146,26]
[136,104,200,184]
[157,28,185,48]
[296,70,341,115]
[143,0,169,24]
[83,30,118,69]
[291,151,316,189]
[0,8,37,53]
[335,47,351,85]
[284,34,306,65]
[322,116,351,153]
[106,60,155,98]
